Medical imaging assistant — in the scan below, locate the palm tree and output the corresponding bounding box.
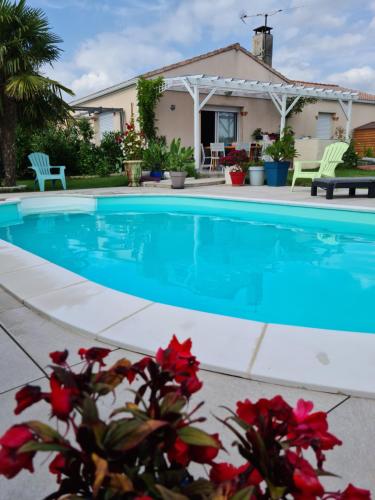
[0,0,74,186]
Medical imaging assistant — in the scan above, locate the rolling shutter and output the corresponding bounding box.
[316,113,332,139]
[99,112,114,139]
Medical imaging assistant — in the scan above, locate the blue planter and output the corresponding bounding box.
[150,170,163,181]
[264,161,290,187]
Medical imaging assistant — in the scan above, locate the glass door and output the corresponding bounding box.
[216,111,238,144]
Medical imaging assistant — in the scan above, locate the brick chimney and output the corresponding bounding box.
[252,25,273,66]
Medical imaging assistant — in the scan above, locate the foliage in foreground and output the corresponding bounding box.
[0,336,369,499]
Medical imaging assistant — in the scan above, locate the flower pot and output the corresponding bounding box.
[229,171,246,186]
[224,166,232,185]
[264,161,290,187]
[124,160,142,187]
[249,166,264,186]
[150,170,163,181]
[170,171,187,189]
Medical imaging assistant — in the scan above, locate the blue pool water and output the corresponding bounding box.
[1,196,375,333]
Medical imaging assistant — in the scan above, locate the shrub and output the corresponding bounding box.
[0,336,369,499]
[220,149,249,170]
[99,132,123,173]
[341,140,358,169]
[142,140,168,172]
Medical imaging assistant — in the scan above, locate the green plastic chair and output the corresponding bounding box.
[28,153,67,192]
[291,142,349,191]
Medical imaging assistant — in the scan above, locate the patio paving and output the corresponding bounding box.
[0,185,374,496]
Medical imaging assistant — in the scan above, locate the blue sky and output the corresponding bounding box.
[30,0,375,98]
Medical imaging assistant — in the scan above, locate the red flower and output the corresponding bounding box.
[156,336,202,395]
[49,453,66,483]
[167,433,220,467]
[50,376,76,421]
[210,462,240,483]
[190,433,221,464]
[288,451,324,496]
[167,437,190,466]
[0,425,35,478]
[289,399,342,454]
[236,395,292,427]
[50,350,68,365]
[78,347,111,367]
[339,484,371,499]
[14,385,42,415]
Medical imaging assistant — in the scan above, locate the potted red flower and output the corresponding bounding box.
[220,149,249,186]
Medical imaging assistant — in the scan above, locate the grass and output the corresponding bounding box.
[14,167,375,192]
[17,175,128,192]
[287,167,375,187]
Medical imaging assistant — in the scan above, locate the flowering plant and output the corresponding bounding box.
[116,117,146,161]
[220,149,249,171]
[0,337,369,499]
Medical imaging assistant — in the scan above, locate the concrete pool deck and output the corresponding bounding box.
[0,185,375,495]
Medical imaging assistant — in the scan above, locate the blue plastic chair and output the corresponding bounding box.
[28,153,67,192]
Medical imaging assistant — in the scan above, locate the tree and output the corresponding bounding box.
[0,0,74,186]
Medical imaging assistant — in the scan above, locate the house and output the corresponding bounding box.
[70,31,375,167]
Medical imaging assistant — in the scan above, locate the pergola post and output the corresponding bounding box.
[345,100,352,141]
[338,99,353,142]
[193,84,200,171]
[280,94,287,136]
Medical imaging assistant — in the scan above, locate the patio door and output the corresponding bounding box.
[200,109,238,146]
[216,111,238,144]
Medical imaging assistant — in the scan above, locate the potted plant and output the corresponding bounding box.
[220,149,249,185]
[142,139,167,181]
[252,127,263,141]
[248,159,265,186]
[166,138,194,189]
[264,128,298,186]
[117,116,146,186]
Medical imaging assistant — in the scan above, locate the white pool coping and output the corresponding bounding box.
[1,193,375,398]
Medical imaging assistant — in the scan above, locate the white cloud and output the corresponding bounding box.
[327,66,375,93]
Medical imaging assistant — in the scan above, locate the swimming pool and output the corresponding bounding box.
[1,195,374,334]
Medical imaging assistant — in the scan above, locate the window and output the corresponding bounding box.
[99,112,114,140]
[217,111,238,144]
[316,113,333,139]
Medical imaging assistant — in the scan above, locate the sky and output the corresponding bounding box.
[29,0,375,100]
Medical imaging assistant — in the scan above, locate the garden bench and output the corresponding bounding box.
[311,177,375,199]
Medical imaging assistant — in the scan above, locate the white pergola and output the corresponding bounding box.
[161,75,359,170]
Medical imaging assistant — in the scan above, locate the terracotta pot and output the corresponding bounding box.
[124,160,142,187]
[229,171,246,186]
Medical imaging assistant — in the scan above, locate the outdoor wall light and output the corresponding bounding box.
[170,104,176,111]
[224,91,233,96]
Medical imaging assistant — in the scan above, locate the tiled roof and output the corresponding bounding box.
[293,80,375,102]
[354,122,375,130]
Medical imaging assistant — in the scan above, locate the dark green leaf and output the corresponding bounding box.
[156,485,188,500]
[178,426,219,448]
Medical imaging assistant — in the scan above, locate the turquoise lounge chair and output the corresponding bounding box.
[28,153,67,192]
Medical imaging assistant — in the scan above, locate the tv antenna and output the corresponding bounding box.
[240,9,283,28]
[240,4,305,28]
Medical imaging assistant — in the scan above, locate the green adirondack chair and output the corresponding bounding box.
[291,142,349,191]
[28,153,67,192]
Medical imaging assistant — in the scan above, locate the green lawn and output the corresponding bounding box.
[17,175,128,192]
[14,168,375,192]
[287,168,375,187]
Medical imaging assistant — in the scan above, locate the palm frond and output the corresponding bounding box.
[5,73,74,101]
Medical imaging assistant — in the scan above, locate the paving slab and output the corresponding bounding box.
[324,397,375,493]
[0,262,85,300]
[0,305,113,369]
[0,288,22,313]
[25,281,152,335]
[98,302,265,377]
[251,323,375,397]
[0,325,43,393]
